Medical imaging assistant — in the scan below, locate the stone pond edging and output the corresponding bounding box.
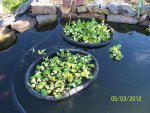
[1,0,150,43]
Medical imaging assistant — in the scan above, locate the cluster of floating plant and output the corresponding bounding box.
[29,49,95,99]
[109,44,123,61]
[31,48,47,55]
[63,19,111,44]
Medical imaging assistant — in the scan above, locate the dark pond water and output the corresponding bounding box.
[0,21,150,113]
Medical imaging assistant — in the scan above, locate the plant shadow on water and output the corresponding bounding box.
[1,19,150,113]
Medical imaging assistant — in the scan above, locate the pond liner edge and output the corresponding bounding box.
[25,49,99,101]
[60,26,114,48]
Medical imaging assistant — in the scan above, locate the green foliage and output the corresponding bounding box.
[29,49,95,99]
[109,44,123,61]
[2,0,27,13]
[146,25,150,33]
[31,48,46,55]
[37,49,46,55]
[63,18,111,44]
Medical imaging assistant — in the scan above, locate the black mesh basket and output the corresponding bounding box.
[61,26,114,48]
[25,49,99,101]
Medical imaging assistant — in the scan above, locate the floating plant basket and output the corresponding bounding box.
[25,49,99,101]
[61,19,114,48]
[61,26,114,48]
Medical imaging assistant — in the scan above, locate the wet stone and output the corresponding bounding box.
[31,2,57,15]
[36,15,57,25]
[59,5,71,14]
[106,2,137,17]
[0,28,16,51]
[11,18,36,32]
[0,14,15,27]
[107,14,138,24]
[77,6,87,13]
[78,13,105,20]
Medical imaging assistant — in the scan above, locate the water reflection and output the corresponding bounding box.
[134,50,150,64]
[0,90,9,99]
[0,74,5,81]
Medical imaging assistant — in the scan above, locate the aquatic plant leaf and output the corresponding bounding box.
[41,89,48,96]
[109,44,123,61]
[55,93,62,99]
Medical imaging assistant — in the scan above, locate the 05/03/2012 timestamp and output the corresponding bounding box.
[111,96,142,102]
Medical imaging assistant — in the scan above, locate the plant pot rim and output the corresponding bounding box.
[61,22,114,48]
[25,49,99,101]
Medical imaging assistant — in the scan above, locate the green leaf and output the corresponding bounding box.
[51,76,56,82]
[81,71,86,77]
[55,93,62,99]
[109,44,123,61]
[41,89,48,96]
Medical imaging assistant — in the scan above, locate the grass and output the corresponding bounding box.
[2,0,27,13]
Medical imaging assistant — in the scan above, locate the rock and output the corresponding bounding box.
[139,19,150,26]
[11,18,36,32]
[100,2,107,9]
[93,0,102,5]
[148,14,150,20]
[86,5,100,13]
[86,6,93,12]
[54,0,63,5]
[62,0,85,6]
[0,0,2,14]
[31,2,56,15]
[59,5,71,14]
[93,5,100,13]
[141,5,150,15]
[86,0,103,13]
[15,1,31,15]
[37,0,63,5]
[138,14,148,23]
[77,6,87,13]
[86,1,100,7]
[99,8,110,15]
[71,6,77,13]
[107,14,138,24]
[78,13,105,20]
[61,13,77,20]
[37,0,51,2]
[36,15,57,25]
[0,28,16,51]
[106,2,137,17]
[0,14,15,27]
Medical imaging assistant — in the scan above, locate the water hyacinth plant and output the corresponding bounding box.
[146,25,150,33]
[63,18,111,44]
[29,49,95,99]
[109,44,123,61]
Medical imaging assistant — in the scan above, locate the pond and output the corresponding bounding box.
[0,21,150,113]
